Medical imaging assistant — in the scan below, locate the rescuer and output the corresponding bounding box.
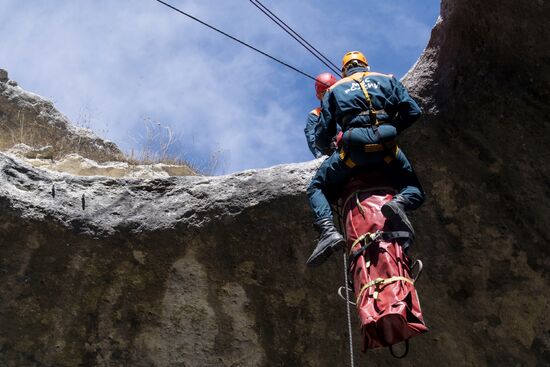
[305,73,338,158]
[306,51,425,267]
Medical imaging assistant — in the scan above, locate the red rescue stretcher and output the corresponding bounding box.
[338,174,428,357]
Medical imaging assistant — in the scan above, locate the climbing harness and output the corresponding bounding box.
[336,72,401,168]
[353,73,380,127]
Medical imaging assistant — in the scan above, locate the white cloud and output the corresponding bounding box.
[0,0,439,174]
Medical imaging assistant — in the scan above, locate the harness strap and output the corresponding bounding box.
[350,72,401,164]
[353,73,380,126]
[339,144,398,167]
[348,230,414,273]
[339,149,356,168]
[378,230,414,242]
[364,139,397,153]
[356,276,415,303]
[349,231,412,256]
[342,127,397,153]
[341,110,389,128]
[351,232,375,251]
[348,231,379,266]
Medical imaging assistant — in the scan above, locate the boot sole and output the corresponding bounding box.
[306,238,345,267]
[381,204,415,236]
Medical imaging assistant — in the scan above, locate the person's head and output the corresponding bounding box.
[341,51,369,77]
[314,73,338,101]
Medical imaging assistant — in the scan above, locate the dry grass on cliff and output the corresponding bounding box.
[124,119,223,175]
[1,110,125,162]
[1,111,227,176]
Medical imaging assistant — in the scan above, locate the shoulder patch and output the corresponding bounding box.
[366,71,393,78]
[309,107,321,116]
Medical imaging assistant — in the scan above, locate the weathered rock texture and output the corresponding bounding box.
[1,0,550,366]
[0,73,196,177]
[399,0,550,365]
[0,154,331,366]
[8,150,195,178]
[0,71,123,162]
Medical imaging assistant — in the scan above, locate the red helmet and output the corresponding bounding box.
[314,73,338,100]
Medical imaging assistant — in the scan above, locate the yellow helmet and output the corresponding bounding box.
[341,51,368,75]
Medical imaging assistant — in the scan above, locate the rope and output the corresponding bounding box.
[334,201,355,367]
[154,0,320,82]
[248,0,341,76]
[343,250,355,367]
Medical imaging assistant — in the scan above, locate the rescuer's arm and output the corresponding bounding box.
[305,111,323,158]
[315,92,337,154]
[391,77,422,134]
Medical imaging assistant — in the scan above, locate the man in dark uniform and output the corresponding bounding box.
[304,73,338,158]
[306,51,425,267]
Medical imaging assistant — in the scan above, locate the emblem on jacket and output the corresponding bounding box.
[344,79,380,94]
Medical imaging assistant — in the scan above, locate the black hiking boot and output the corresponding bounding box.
[381,195,415,237]
[306,218,345,267]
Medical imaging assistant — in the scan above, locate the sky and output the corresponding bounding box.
[0,0,440,174]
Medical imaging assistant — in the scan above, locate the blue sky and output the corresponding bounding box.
[0,0,440,174]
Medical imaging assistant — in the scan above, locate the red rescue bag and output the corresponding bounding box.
[339,175,428,355]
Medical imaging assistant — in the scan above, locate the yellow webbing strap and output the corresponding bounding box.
[356,276,415,303]
[350,231,380,252]
[364,144,385,153]
[352,72,398,165]
[353,72,380,126]
[351,233,369,250]
[339,149,356,168]
[340,144,397,167]
[364,139,397,153]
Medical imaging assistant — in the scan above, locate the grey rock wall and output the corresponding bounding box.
[400,0,550,365]
[1,0,550,366]
[0,75,123,162]
[1,153,351,366]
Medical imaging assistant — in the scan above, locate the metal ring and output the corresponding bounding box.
[337,286,356,306]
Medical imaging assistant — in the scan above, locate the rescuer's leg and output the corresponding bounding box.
[306,152,353,267]
[306,217,345,267]
[381,149,424,236]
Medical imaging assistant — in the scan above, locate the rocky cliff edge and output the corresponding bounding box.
[1,0,550,366]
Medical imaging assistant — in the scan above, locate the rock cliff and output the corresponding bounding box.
[1,0,549,366]
[0,70,123,163]
[0,70,195,178]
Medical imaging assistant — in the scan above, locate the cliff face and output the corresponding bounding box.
[0,71,123,163]
[1,1,550,366]
[399,0,550,365]
[0,154,326,366]
[0,71,195,177]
